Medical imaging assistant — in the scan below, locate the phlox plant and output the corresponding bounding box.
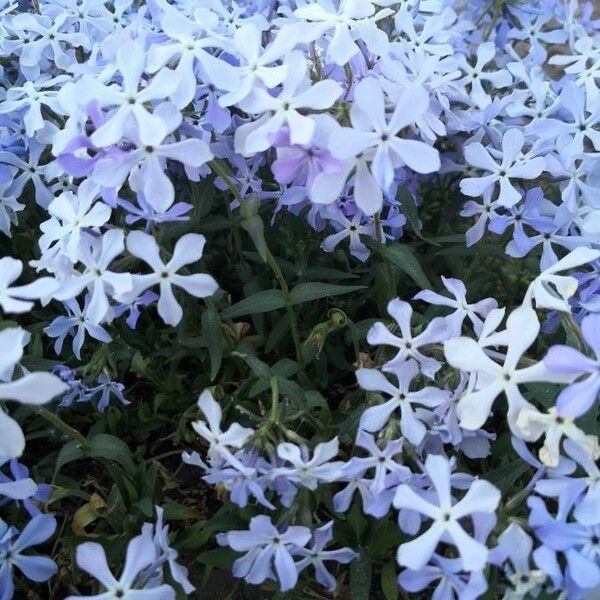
[1,0,600,598]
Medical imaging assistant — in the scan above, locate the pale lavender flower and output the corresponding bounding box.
[44,297,112,360]
[126,231,218,326]
[53,229,132,324]
[113,291,159,329]
[0,514,57,600]
[460,129,545,207]
[66,527,175,600]
[398,554,488,600]
[344,431,411,495]
[275,438,343,490]
[219,515,311,591]
[0,257,56,314]
[544,313,600,418]
[368,298,448,378]
[234,52,343,156]
[0,459,50,516]
[357,359,449,444]
[294,522,358,591]
[393,454,500,572]
[414,277,497,337]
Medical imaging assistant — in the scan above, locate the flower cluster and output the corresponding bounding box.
[1,0,600,598]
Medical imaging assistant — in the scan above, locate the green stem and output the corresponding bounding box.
[209,160,304,365]
[374,212,395,300]
[265,248,304,365]
[33,406,87,446]
[269,376,280,423]
[208,160,244,259]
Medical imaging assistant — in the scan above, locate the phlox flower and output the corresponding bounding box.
[524,247,600,312]
[414,276,497,337]
[326,79,440,214]
[398,554,488,600]
[455,42,512,108]
[0,327,68,459]
[490,524,546,599]
[200,22,298,107]
[460,128,545,207]
[275,437,343,490]
[357,359,449,444]
[0,514,57,600]
[367,298,448,378]
[38,179,111,264]
[393,454,500,572]
[126,231,218,326]
[444,304,576,434]
[0,257,56,314]
[293,0,390,66]
[544,313,600,418]
[234,52,343,156]
[92,125,213,214]
[0,76,68,137]
[53,229,132,324]
[218,515,311,591]
[0,138,60,209]
[84,40,177,147]
[320,209,374,262]
[66,527,175,600]
[0,459,51,516]
[44,297,112,360]
[295,522,358,591]
[343,431,411,495]
[531,497,600,594]
[189,389,254,465]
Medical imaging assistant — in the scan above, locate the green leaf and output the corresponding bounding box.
[265,314,290,353]
[381,561,399,600]
[379,244,431,289]
[201,307,223,380]
[222,289,286,319]
[231,352,272,378]
[288,282,366,305]
[302,266,359,280]
[241,214,268,262]
[85,434,136,473]
[350,553,372,600]
[198,547,236,568]
[397,187,439,245]
[54,440,85,476]
[397,186,422,235]
[486,460,530,494]
[53,434,135,476]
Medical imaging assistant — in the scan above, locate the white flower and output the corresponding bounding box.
[393,454,500,572]
[444,305,575,433]
[516,408,600,468]
[0,257,56,313]
[53,229,132,324]
[523,247,600,312]
[275,438,343,489]
[191,390,254,464]
[39,179,111,264]
[126,231,218,326]
[234,52,343,156]
[0,327,68,460]
[293,0,390,66]
[200,22,298,107]
[326,78,440,214]
[367,298,448,379]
